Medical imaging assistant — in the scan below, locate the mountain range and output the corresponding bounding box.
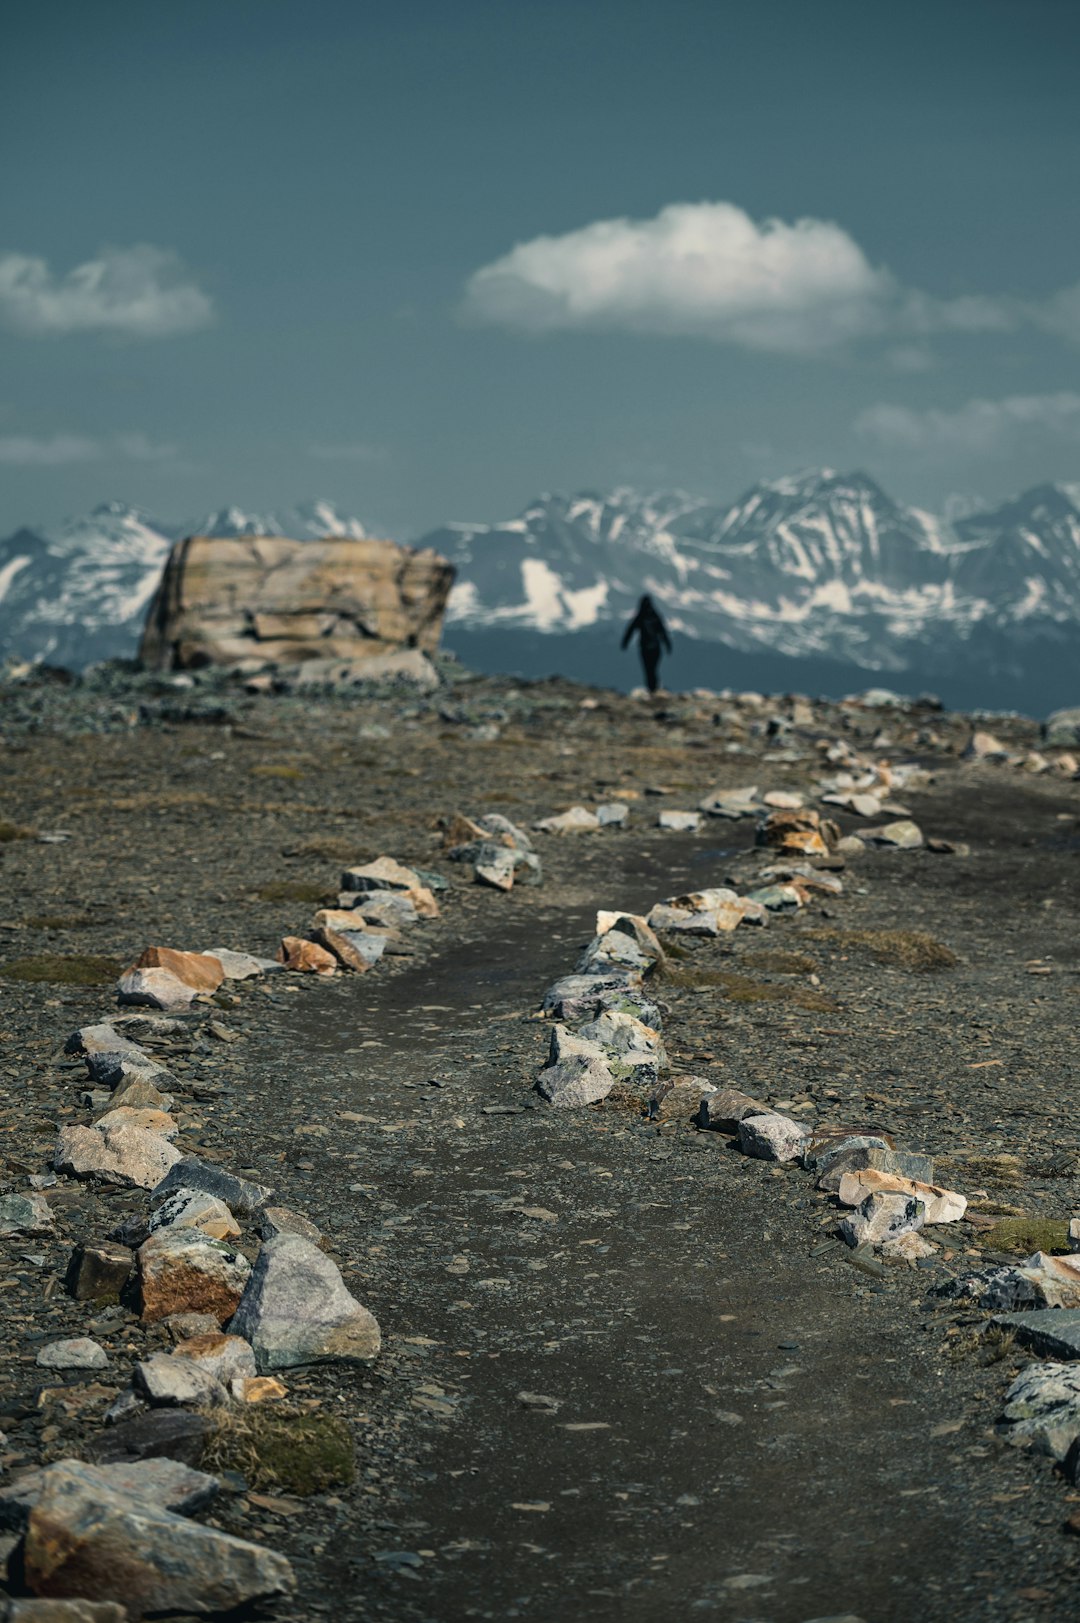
[2,473,1079,708]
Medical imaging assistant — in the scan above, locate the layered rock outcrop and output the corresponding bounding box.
[139,534,454,670]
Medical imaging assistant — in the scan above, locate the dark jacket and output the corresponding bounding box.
[621,597,672,656]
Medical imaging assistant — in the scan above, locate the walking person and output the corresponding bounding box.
[621,594,672,694]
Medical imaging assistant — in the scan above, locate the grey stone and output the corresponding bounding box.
[658,809,702,832]
[535,1025,615,1109]
[65,1240,134,1304]
[858,818,923,850]
[146,1188,240,1241]
[0,1456,218,1531]
[737,1112,809,1163]
[998,1362,1080,1459]
[1044,707,1080,747]
[151,1157,273,1217]
[698,1087,770,1133]
[815,1144,934,1192]
[91,1409,213,1467]
[135,1351,228,1408]
[204,948,264,980]
[54,1123,181,1191]
[595,802,629,827]
[805,1134,892,1176]
[576,1009,666,1082]
[172,1332,256,1386]
[992,1310,1080,1360]
[257,1205,323,1245]
[838,1190,924,1247]
[938,1256,1080,1312]
[23,1459,294,1615]
[576,931,652,978]
[341,856,422,892]
[476,812,532,850]
[65,1024,147,1062]
[104,1075,175,1113]
[36,1339,108,1372]
[339,891,417,928]
[0,1192,54,1237]
[541,973,644,1022]
[230,1232,381,1371]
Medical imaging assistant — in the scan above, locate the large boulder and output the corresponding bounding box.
[22,1459,294,1617]
[139,534,453,671]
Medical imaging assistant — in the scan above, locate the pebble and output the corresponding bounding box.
[36,1338,109,1372]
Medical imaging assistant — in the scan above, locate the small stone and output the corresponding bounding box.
[341,855,421,891]
[173,1332,257,1386]
[23,1459,294,1615]
[257,1206,323,1245]
[698,1087,771,1132]
[37,1339,108,1372]
[231,1375,288,1404]
[2,1455,220,1535]
[137,1229,251,1324]
[230,1232,381,1371]
[276,936,337,975]
[534,806,600,834]
[55,1122,182,1191]
[595,802,629,827]
[92,1410,214,1467]
[879,1231,938,1264]
[152,1158,273,1217]
[106,1076,175,1113]
[998,1362,1080,1459]
[658,810,702,832]
[737,1112,810,1164]
[204,948,264,980]
[535,1025,615,1109]
[66,1023,151,1062]
[129,946,225,993]
[164,1312,222,1342]
[308,925,377,972]
[135,1351,228,1408]
[805,1132,893,1175]
[65,1240,134,1305]
[116,969,197,1011]
[576,1010,666,1080]
[815,1143,933,1191]
[838,1190,924,1248]
[147,1188,240,1242]
[859,819,923,850]
[1070,1217,1080,1253]
[964,729,1008,759]
[0,1192,55,1237]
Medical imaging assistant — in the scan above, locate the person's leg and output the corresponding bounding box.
[642,648,659,693]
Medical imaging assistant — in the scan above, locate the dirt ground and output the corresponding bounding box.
[1,664,1079,1622]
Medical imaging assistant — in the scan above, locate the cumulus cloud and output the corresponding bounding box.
[0,431,179,465]
[0,245,213,337]
[853,392,1080,455]
[462,200,1080,357]
[463,202,894,353]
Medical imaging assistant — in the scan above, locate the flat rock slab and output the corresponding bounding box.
[152,1157,273,1216]
[0,1456,219,1532]
[23,1459,294,1618]
[993,1310,1080,1360]
[998,1362,1080,1459]
[55,1123,181,1190]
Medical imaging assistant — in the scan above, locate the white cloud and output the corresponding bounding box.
[853,392,1080,455]
[308,441,390,464]
[462,200,1080,357]
[463,202,893,353]
[0,245,213,337]
[0,432,179,465]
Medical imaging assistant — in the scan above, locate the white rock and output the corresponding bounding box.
[147,1188,241,1241]
[135,1351,228,1407]
[55,1122,182,1190]
[880,1231,938,1263]
[230,1233,381,1370]
[658,810,703,832]
[536,1026,615,1108]
[839,1190,924,1248]
[36,1338,108,1371]
[534,806,600,834]
[205,949,265,980]
[999,1362,1080,1459]
[117,967,198,1011]
[836,1169,966,1224]
[736,1112,809,1164]
[596,802,629,827]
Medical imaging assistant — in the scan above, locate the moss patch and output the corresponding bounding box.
[0,819,36,842]
[808,928,957,971]
[200,1406,355,1495]
[0,953,120,986]
[739,949,819,975]
[978,1216,1071,1256]
[942,1153,1024,1189]
[659,964,834,1012]
[250,764,305,782]
[256,880,331,904]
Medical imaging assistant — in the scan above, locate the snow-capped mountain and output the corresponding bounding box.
[427,469,1080,672]
[0,500,370,669]
[2,474,1080,691]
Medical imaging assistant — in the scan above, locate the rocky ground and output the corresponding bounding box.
[0,659,1079,1622]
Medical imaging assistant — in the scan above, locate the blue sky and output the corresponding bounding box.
[2,0,1079,537]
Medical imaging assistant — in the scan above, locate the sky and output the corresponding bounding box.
[2,0,1079,540]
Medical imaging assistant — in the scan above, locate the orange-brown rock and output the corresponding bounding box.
[139,534,454,671]
[131,947,225,994]
[137,1230,251,1325]
[756,808,837,857]
[308,925,371,973]
[276,937,337,975]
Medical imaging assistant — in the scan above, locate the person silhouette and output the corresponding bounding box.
[621,594,672,694]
